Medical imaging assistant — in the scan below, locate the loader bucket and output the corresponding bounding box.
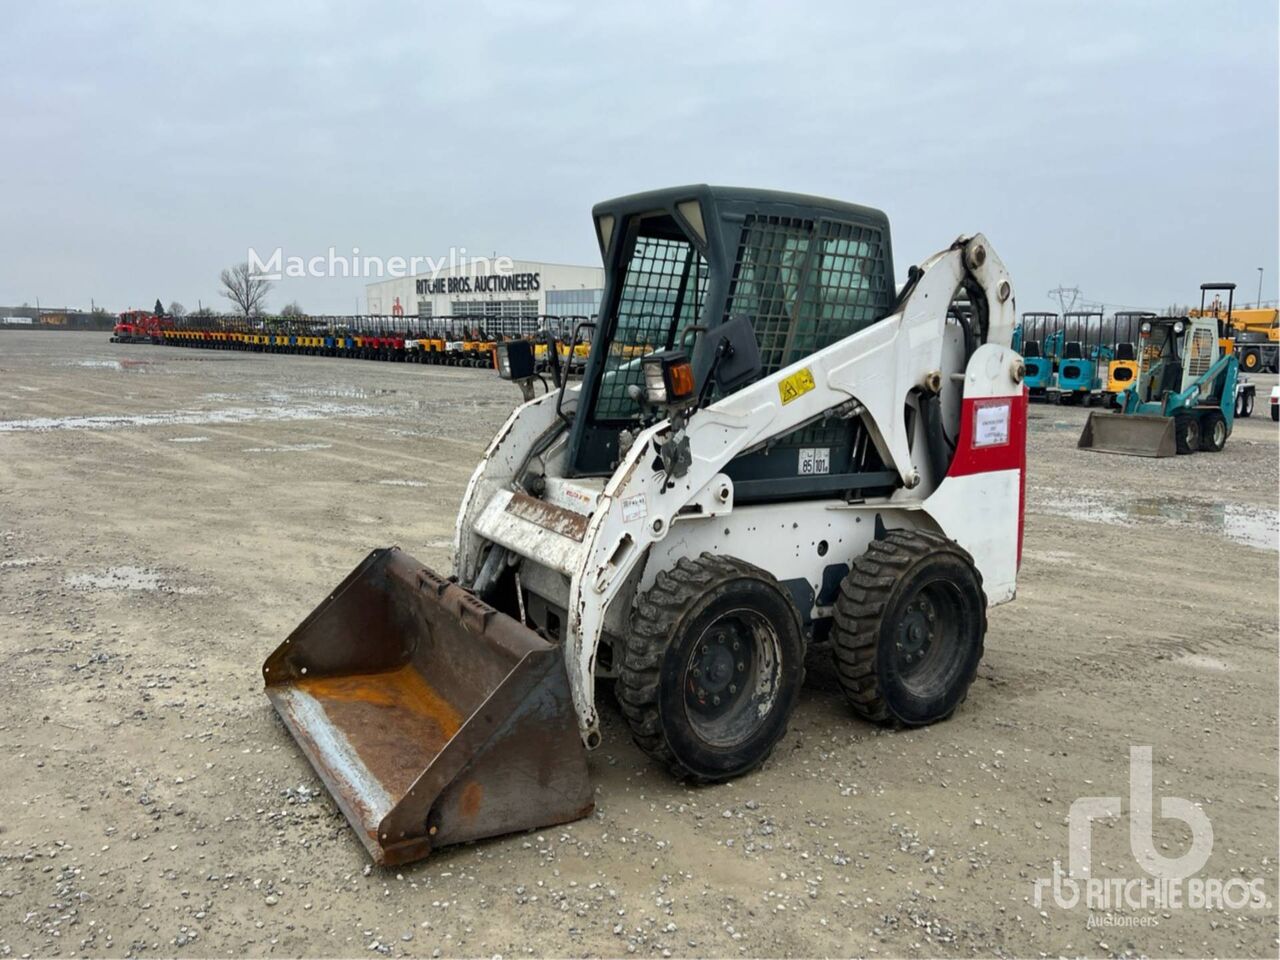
[262,547,593,866]
[1078,411,1176,457]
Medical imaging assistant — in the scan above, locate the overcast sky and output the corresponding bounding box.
[2,1,1276,316]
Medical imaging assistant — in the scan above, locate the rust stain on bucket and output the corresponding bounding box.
[294,666,464,799]
[460,781,484,820]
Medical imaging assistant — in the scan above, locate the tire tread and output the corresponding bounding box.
[829,529,987,725]
[617,553,805,781]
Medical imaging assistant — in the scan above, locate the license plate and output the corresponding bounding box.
[798,447,830,475]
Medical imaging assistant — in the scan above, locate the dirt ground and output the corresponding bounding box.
[0,330,1276,959]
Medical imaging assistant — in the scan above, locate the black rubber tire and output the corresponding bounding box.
[1174,413,1200,455]
[831,529,987,726]
[617,554,806,782]
[1272,404,1279,422]
[1199,411,1227,452]
[1243,391,1255,418]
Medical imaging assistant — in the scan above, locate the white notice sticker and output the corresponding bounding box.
[798,447,831,475]
[621,493,647,522]
[973,401,1011,447]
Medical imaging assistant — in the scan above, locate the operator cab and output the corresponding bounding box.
[565,185,936,503]
[1135,316,1218,403]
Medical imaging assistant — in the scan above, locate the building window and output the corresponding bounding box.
[449,299,539,320]
[417,300,432,319]
[546,288,604,319]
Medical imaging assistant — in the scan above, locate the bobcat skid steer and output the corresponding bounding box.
[263,185,1027,866]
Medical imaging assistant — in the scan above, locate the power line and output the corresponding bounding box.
[1047,286,1079,314]
[1046,286,1160,314]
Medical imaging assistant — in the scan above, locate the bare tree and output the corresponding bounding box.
[280,300,305,317]
[219,262,273,316]
[168,301,187,317]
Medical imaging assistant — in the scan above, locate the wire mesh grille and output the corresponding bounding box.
[723,216,811,374]
[1186,328,1214,380]
[725,216,892,376]
[594,235,708,420]
[724,216,892,445]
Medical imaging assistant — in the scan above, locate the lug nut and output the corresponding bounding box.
[737,661,745,672]
[729,684,737,694]
[712,696,721,706]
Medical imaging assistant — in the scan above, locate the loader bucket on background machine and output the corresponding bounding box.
[1078,411,1177,457]
[262,547,593,866]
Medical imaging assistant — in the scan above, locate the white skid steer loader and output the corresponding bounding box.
[263,185,1026,865]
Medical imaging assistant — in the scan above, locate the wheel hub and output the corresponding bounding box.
[687,624,753,717]
[895,597,937,669]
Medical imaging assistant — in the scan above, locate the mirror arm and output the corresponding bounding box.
[696,336,733,408]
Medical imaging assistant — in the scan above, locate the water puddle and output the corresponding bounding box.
[167,436,210,444]
[1,556,53,569]
[290,386,398,400]
[0,401,394,433]
[1173,653,1232,673]
[65,566,200,594]
[378,479,428,487]
[242,443,332,454]
[61,359,156,372]
[1032,487,1278,551]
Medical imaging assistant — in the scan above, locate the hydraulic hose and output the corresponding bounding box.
[919,392,952,484]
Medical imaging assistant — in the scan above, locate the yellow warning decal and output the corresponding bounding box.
[778,367,816,405]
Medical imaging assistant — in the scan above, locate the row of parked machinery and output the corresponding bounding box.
[1014,284,1259,457]
[126,314,594,371]
[1014,309,1155,406]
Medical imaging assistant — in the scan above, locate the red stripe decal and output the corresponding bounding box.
[947,389,1029,569]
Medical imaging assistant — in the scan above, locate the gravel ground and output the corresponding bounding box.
[0,331,1276,958]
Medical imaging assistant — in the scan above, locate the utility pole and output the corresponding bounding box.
[1257,267,1264,307]
[1047,285,1080,315]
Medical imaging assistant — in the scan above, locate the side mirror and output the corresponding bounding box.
[699,315,762,394]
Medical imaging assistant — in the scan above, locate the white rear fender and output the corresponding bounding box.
[922,341,1027,602]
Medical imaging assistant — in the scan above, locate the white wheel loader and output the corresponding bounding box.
[263,186,1027,865]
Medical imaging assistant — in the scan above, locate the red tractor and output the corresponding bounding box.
[110,310,171,344]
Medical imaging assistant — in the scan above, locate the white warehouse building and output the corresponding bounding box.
[365,258,605,322]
